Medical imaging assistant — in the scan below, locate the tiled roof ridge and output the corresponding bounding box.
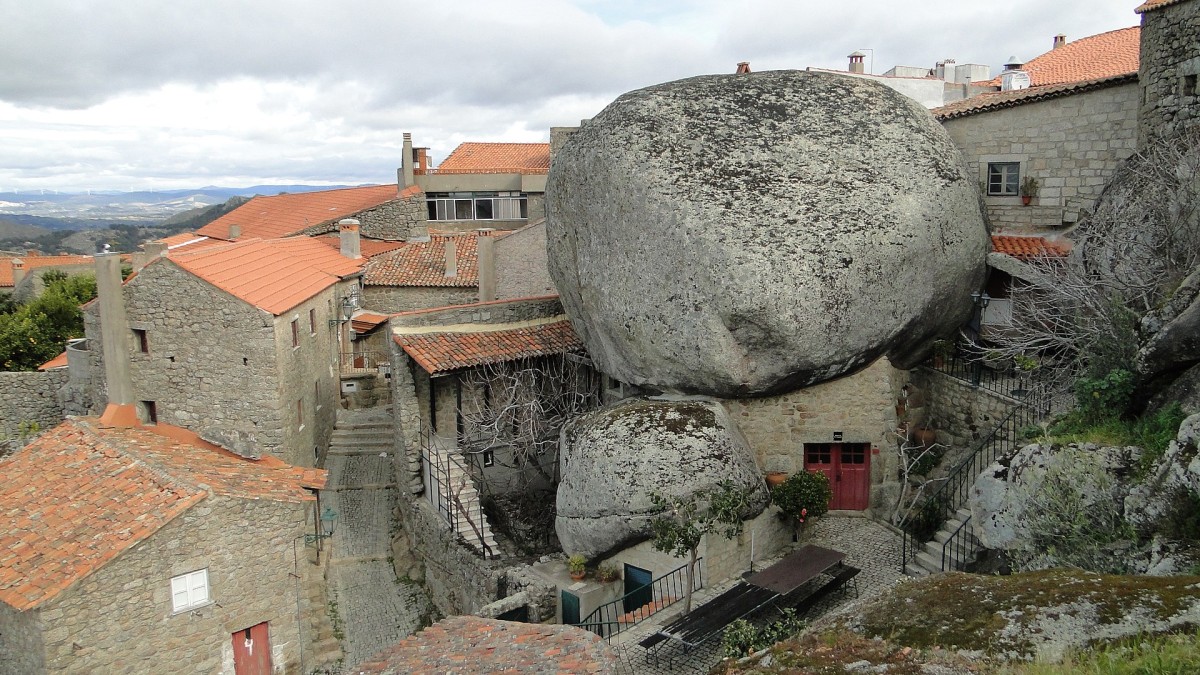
[934,73,1137,119]
[1136,0,1192,13]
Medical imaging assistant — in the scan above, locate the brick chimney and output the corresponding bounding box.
[402,133,415,187]
[735,61,751,74]
[10,259,25,286]
[476,231,496,302]
[339,218,361,259]
[228,224,241,240]
[1053,34,1066,49]
[95,252,136,425]
[848,51,866,74]
[444,237,457,278]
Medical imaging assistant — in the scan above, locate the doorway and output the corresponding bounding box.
[623,564,653,613]
[231,622,272,675]
[803,443,870,510]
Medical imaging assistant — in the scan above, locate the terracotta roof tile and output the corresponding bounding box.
[395,318,581,374]
[978,26,1140,88]
[0,418,323,611]
[1136,0,1191,13]
[363,235,479,288]
[350,311,390,333]
[37,351,68,371]
[168,237,363,315]
[196,185,401,240]
[0,254,94,287]
[352,615,618,674]
[153,232,225,252]
[991,235,1070,260]
[312,233,407,258]
[934,73,1137,119]
[434,142,551,175]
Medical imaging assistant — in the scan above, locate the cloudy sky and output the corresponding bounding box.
[0,0,1141,192]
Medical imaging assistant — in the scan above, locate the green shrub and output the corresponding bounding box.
[1074,369,1135,423]
[720,609,806,659]
[770,471,831,523]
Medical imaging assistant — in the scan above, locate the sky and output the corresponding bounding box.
[0,0,1142,193]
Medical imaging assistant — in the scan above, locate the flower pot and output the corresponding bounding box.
[910,427,937,449]
[570,570,586,581]
[765,472,788,489]
[1021,195,1033,206]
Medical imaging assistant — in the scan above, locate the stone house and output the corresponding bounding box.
[0,415,327,675]
[492,220,557,300]
[1137,0,1200,142]
[84,237,364,468]
[0,253,94,302]
[934,27,1142,235]
[361,233,486,314]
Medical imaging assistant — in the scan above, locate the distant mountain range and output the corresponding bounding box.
[0,185,367,228]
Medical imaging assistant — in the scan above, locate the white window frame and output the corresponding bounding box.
[170,569,210,612]
[986,161,1021,196]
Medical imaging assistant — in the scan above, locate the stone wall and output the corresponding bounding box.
[719,358,904,520]
[1139,0,1200,143]
[300,193,427,241]
[362,285,478,315]
[0,370,68,442]
[36,496,309,674]
[941,81,1139,233]
[909,366,1024,470]
[494,222,556,300]
[0,598,44,673]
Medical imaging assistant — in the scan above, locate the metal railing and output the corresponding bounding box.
[927,347,1036,400]
[339,350,390,375]
[574,559,703,639]
[418,426,494,558]
[941,515,981,572]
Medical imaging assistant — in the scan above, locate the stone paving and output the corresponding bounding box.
[606,514,907,674]
[324,406,432,673]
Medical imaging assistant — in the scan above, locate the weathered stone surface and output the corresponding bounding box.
[1137,266,1200,399]
[547,70,988,397]
[555,398,768,560]
[1126,412,1200,535]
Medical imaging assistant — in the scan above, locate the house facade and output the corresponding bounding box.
[0,417,326,675]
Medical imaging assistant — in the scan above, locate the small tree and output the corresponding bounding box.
[650,480,755,614]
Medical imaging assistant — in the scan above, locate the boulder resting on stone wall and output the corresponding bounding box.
[547,70,988,397]
[555,398,768,560]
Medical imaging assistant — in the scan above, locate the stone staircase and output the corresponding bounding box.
[904,507,982,576]
[299,555,343,672]
[425,436,499,558]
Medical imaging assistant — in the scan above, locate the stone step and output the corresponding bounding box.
[331,428,392,438]
[327,447,394,457]
[904,562,932,577]
[913,550,944,574]
[923,539,973,564]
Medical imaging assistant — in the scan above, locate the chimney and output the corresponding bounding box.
[25,248,40,257]
[95,252,135,423]
[848,51,866,74]
[1053,34,1066,49]
[735,61,751,74]
[476,231,496,302]
[10,259,25,286]
[444,237,458,278]
[1003,55,1025,72]
[416,147,429,175]
[402,133,415,187]
[134,241,167,271]
[339,218,362,259]
[228,224,241,240]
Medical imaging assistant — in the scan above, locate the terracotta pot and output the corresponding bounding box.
[911,427,938,449]
[765,472,788,489]
[570,570,586,581]
[1021,195,1033,206]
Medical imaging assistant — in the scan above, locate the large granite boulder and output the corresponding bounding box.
[555,398,768,559]
[547,70,988,397]
[1137,266,1200,405]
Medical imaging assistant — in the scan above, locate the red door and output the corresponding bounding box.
[804,443,870,510]
[232,622,272,675]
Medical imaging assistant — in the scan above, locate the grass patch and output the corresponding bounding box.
[1045,403,1186,475]
[1003,630,1200,675]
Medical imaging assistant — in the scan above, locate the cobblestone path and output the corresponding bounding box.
[609,514,907,674]
[323,406,431,673]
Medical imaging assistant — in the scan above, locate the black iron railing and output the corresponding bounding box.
[574,559,703,640]
[941,515,981,572]
[927,348,1037,400]
[418,426,494,558]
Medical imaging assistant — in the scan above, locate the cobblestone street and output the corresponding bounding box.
[607,514,907,674]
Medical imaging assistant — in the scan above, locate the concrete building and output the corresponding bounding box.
[0,416,327,675]
[806,52,993,108]
[1136,0,1200,142]
[84,238,364,468]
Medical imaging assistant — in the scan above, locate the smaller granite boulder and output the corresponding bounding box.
[555,398,768,560]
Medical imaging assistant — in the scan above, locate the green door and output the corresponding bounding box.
[561,590,580,625]
[623,565,653,613]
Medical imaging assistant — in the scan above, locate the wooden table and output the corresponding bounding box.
[745,544,845,595]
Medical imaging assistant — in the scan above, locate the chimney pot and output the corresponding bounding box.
[848,51,866,75]
[402,133,415,187]
[339,219,362,259]
[735,61,751,74]
[444,237,458,278]
[1053,34,1066,49]
[228,224,241,240]
[11,258,25,286]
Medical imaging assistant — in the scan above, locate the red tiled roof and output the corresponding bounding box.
[196,185,401,240]
[979,26,1140,88]
[991,235,1070,260]
[1136,0,1191,13]
[0,418,323,611]
[312,234,407,259]
[435,142,551,175]
[395,318,581,374]
[154,232,225,252]
[363,235,479,288]
[352,615,617,674]
[0,254,94,287]
[168,237,363,315]
[37,351,68,371]
[934,73,1137,119]
[350,311,390,333]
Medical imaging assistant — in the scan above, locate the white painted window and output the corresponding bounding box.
[987,162,1020,196]
[170,569,209,612]
[426,192,527,221]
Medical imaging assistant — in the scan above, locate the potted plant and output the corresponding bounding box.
[567,554,587,580]
[1020,176,1040,206]
[595,563,620,583]
[770,471,832,540]
[764,471,789,489]
[931,339,953,368]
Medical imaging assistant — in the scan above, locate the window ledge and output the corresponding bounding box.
[171,600,214,616]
